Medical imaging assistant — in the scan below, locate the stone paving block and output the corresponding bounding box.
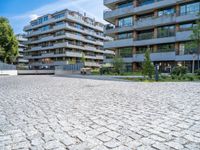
[1,76,200,149]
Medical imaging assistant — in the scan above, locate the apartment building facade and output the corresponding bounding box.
[104,0,200,72]
[24,9,109,69]
[16,34,28,66]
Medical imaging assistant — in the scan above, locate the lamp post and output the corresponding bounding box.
[192,53,197,74]
[155,64,159,81]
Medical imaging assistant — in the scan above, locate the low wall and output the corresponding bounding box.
[55,69,80,76]
[0,70,18,76]
[18,70,55,75]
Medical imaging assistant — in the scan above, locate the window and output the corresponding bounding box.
[118,47,132,58]
[118,16,133,27]
[55,21,64,26]
[118,1,133,9]
[31,21,38,26]
[117,32,132,40]
[157,44,175,52]
[180,2,200,15]
[158,7,175,16]
[179,23,196,32]
[43,16,48,22]
[179,42,198,55]
[158,25,175,38]
[138,0,154,6]
[53,13,65,19]
[137,46,154,54]
[137,30,154,40]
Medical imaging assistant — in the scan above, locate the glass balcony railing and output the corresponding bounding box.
[137,32,154,40]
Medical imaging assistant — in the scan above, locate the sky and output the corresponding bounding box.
[0,0,106,34]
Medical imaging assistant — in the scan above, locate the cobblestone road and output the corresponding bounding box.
[0,76,200,150]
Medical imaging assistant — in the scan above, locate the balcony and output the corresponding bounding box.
[133,52,176,62]
[105,12,199,35]
[65,51,82,57]
[105,30,193,49]
[85,61,100,67]
[104,38,133,49]
[104,0,190,23]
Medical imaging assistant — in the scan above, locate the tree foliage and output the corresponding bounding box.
[0,17,18,64]
[142,48,154,79]
[112,55,124,75]
[186,13,200,69]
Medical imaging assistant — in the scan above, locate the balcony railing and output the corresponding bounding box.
[137,32,154,40]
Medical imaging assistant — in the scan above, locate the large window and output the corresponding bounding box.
[136,46,154,54]
[53,13,65,19]
[157,44,175,53]
[179,22,196,32]
[138,0,154,6]
[158,7,175,16]
[137,30,154,40]
[179,42,198,55]
[158,25,175,38]
[118,1,133,9]
[118,16,133,27]
[118,47,132,58]
[180,2,200,15]
[117,32,132,40]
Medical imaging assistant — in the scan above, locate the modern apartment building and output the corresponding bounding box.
[24,9,109,69]
[16,34,28,66]
[104,0,200,72]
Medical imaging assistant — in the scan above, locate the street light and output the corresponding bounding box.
[192,53,197,74]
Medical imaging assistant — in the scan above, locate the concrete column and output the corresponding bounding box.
[133,31,137,40]
[154,28,158,38]
[153,45,157,53]
[176,24,180,32]
[132,63,137,71]
[176,4,180,16]
[133,0,138,7]
[175,43,179,55]
[133,47,136,54]
[115,19,118,26]
[154,10,158,18]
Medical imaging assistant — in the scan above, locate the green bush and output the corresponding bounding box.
[195,69,200,76]
[171,75,177,80]
[171,66,188,76]
[184,75,195,81]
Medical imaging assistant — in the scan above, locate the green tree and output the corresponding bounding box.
[112,55,124,75]
[187,13,200,69]
[142,48,154,79]
[81,53,86,63]
[0,17,18,64]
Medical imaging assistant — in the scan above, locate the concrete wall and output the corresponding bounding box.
[0,70,18,76]
[18,70,55,75]
[55,70,80,76]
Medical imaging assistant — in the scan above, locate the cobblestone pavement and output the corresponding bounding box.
[0,76,200,150]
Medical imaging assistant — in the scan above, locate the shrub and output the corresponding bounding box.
[171,75,177,80]
[195,69,200,76]
[171,66,188,76]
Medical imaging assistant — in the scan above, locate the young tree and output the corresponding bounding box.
[142,48,154,79]
[187,13,200,69]
[81,53,86,63]
[0,17,18,64]
[112,55,124,75]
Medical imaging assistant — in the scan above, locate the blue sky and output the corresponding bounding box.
[0,0,106,34]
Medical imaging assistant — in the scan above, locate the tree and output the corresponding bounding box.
[112,55,124,75]
[0,17,18,64]
[187,13,200,69]
[81,53,86,63]
[142,48,154,79]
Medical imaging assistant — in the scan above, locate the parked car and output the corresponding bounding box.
[80,68,91,75]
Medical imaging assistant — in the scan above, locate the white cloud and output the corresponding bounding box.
[11,0,105,22]
[29,14,40,20]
